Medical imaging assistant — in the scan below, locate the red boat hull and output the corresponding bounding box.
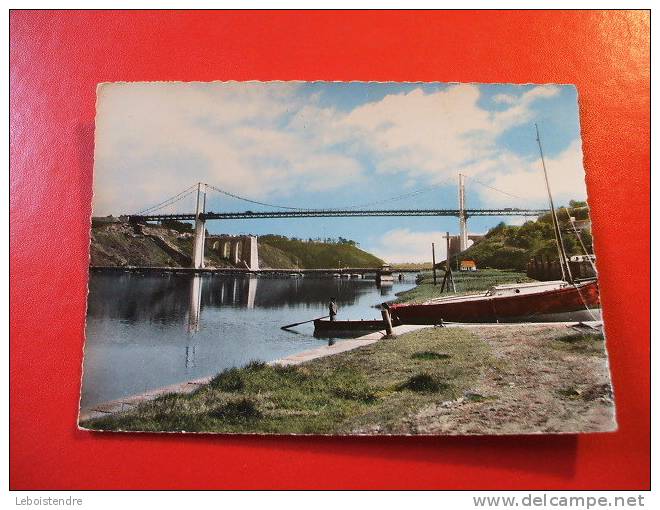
[388,281,600,324]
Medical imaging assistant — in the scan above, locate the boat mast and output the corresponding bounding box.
[535,124,573,283]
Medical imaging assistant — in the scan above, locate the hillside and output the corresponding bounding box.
[89,220,383,269]
[259,235,384,269]
[459,201,593,271]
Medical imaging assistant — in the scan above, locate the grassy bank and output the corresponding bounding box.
[80,324,612,435]
[81,327,493,434]
[394,269,533,304]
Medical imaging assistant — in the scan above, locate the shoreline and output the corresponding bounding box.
[80,322,615,435]
[79,319,602,425]
[79,270,605,430]
[78,323,432,422]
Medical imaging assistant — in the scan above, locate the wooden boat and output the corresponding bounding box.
[313,318,399,335]
[387,279,599,324]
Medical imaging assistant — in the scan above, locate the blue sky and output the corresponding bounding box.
[93,81,587,262]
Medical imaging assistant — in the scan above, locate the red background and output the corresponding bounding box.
[10,10,650,490]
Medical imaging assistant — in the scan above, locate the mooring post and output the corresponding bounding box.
[446,230,456,293]
[432,242,437,285]
[381,308,394,336]
[445,231,451,273]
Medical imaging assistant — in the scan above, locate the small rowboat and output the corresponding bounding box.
[313,318,400,336]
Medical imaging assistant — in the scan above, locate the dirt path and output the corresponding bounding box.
[408,325,616,435]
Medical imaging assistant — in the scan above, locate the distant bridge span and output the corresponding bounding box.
[126,174,551,271]
[129,207,548,222]
[127,207,550,270]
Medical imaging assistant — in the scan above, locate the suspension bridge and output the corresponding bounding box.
[121,177,549,270]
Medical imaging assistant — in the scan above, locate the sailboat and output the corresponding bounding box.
[387,125,600,324]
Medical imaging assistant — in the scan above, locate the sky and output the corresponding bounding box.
[93,81,588,263]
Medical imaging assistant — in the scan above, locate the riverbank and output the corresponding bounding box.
[78,323,430,421]
[80,323,615,435]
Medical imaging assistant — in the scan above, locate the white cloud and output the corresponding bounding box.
[469,139,587,207]
[93,82,364,214]
[92,82,576,216]
[342,85,493,176]
[493,85,561,132]
[289,84,562,185]
[367,228,450,263]
[368,229,479,263]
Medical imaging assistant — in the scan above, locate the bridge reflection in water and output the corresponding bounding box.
[81,272,417,408]
[187,274,259,333]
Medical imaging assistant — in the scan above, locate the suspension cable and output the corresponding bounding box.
[463,175,527,202]
[204,183,309,210]
[138,175,520,216]
[204,178,454,211]
[342,180,453,209]
[138,188,199,215]
[136,184,199,214]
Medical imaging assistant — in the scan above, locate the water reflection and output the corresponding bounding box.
[86,273,395,323]
[187,275,259,333]
[185,345,196,369]
[188,275,202,333]
[376,280,394,296]
[81,273,417,408]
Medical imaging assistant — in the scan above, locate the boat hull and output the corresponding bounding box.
[313,319,397,336]
[388,280,600,324]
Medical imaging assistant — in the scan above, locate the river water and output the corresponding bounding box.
[80,273,417,408]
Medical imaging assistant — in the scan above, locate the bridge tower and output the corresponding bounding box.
[458,173,468,251]
[191,183,207,269]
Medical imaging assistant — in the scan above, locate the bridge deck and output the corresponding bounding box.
[128,208,549,222]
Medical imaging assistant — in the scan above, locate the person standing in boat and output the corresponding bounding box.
[329,298,338,322]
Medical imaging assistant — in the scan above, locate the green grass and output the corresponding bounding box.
[395,269,532,304]
[397,373,450,393]
[551,331,606,357]
[257,242,298,269]
[208,398,262,422]
[411,351,451,361]
[209,368,245,392]
[391,262,434,271]
[80,327,493,434]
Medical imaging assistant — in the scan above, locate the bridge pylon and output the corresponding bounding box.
[191,183,207,269]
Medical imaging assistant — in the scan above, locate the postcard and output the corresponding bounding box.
[79,81,615,435]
